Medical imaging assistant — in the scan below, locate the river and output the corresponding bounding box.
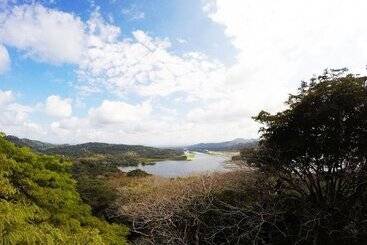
[118,152,238,177]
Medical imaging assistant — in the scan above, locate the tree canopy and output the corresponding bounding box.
[0,134,128,244]
[242,70,367,243]
[253,70,367,205]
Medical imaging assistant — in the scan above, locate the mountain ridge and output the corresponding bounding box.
[184,138,258,152]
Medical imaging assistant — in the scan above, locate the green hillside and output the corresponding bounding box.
[5,135,58,151]
[0,134,128,244]
[6,135,185,166]
[44,142,184,162]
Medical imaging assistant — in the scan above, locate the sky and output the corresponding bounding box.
[0,0,367,146]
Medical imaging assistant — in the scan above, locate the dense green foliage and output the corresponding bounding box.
[72,158,121,220]
[126,169,151,177]
[0,135,128,244]
[75,176,118,218]
[253,71,367,205]
[245,71,367,244]
[44,142,184,164]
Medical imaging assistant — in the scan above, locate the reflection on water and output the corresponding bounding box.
[118,152,237,177]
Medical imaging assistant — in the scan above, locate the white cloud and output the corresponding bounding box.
[3,103,33,125]
[0,89,40,138]
[0,4,86,64]
[0,90,14,105]
[45,95,72,118]
[177,38,187,44]
[78,17,227,101]
[0,44,10,73]
[47,100,160,144]
[88,100,152,125]
[122,5,145,21]
[150,0,367,143]
[187,99,251,123]
[204,0,367,115]
[87,10,120,43]
[177,0,367,143]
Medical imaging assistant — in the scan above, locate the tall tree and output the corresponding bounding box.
[252,70,367,206]
[242,70,367,243]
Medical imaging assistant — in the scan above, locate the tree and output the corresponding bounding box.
[76,176,118,218]
[253,70,367,204]
[247,70,367,243]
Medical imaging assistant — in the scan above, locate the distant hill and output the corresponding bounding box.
[44,142,182,160]
[5,135,59,151]
[185,138,257,152]
[6,135,184,165]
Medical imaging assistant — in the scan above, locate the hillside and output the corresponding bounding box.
[5,135,59,151]
[0,135,128,244]
[185,138,257,152]
[6,135,185,165]
[45,142,182,160]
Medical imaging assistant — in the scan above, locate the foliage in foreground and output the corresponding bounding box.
[0,135,128,244]
[245,71,367,244]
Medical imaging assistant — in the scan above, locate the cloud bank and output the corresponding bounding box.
[1,1,367,145]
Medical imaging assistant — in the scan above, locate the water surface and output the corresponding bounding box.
[119,152,237,177]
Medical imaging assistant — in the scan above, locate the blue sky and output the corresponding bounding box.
[1,0,235,109]
[0,0,367,145]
